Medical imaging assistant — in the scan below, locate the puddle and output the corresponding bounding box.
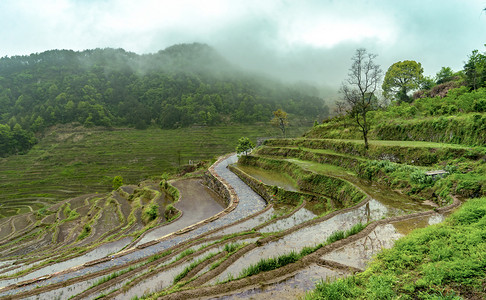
[22,274,106,300]
[322,223,403,270]
[235,164,298,191]
[258,208,316,233]
[215,264,347,299]
[207,208,275,238]
[392,213,446,235]
[0,237,131,288]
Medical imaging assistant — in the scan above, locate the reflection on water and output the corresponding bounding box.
[258,208,316,233]
[207,208,275,238]
[216,264,348,300]
[211,200,389,283]
[322,224,403,270]
[392,213,445,235]
[0,237,131,288]
[236,164,298,191]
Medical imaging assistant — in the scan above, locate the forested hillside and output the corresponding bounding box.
[0,43,328,156]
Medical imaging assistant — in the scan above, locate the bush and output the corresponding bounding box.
[410,171,433,185]
[144,204,159,222]
[164,204,177,220]
[112,175,123,190]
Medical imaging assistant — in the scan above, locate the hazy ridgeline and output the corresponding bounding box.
[0,43,329,157]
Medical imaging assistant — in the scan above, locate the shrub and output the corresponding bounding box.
[112,175,123,190]
[410,171,433,185]
[144,204,159,222]
[164,204,177,220]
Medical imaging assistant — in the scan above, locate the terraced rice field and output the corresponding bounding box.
[0,124,309,218]
[0,137,473,299]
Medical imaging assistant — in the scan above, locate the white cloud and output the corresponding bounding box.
[0,0,485,88]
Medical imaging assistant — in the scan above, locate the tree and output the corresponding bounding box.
[271,109,288,138]
[464,49,486,90]
[340,48,382,150]
[236,137,255,156]
[112,175,123,190]
[382,60,424,103]
[435,67,454,84]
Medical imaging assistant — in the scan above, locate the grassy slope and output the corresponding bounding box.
[0,123,308,218]
[303,92,486,298]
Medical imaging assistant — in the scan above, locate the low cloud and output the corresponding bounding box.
[1,0,485,96]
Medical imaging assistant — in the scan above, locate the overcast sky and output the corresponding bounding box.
[1,0,485,94]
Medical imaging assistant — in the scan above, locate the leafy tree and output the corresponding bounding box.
[0,44,331,157]
[112,175,123,190]
[271,109,288,138]
[382,60,424,103]
[236,137,255,156]
[340,48,382,150]
[464,49,486,90]
[435,66,455,84]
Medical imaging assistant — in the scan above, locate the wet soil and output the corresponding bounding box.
[136,178,225,246]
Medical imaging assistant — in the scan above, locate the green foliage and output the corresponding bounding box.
[164,204,177,220]
[464,48,486,90]
[176,248,195,260]
[238,155,367,206]
[271,109,289,138]
[410,171,434,185]
[0,44,328,156]
[173,252,218,284]
[435,67,455,84]
[112,175,123,190]
[0,123,36,157]
[239,251,300,278]
[382,60,424,103]
[223,243,240,253]
[236,137,255,156]
[326,230,346,244]
[143,204,159,223]
[78,224,92,240]
[304,276,360,300]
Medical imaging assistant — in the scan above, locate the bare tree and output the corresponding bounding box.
[340,48,382,149]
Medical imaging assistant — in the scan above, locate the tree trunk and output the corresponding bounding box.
[363,131,369,150]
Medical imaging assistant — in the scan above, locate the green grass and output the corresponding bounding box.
[323,138,473,149]
[0,124,310,219]
[173,252,218,284]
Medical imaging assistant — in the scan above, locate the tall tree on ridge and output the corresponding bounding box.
[340,48,382,150]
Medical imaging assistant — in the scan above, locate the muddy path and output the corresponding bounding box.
[135,178,225,246]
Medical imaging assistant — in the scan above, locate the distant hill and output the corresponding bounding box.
[0,43,329,156]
